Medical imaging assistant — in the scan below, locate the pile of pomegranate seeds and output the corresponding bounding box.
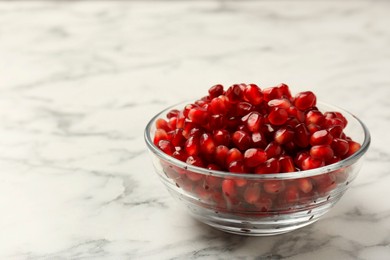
[154,83,361,174]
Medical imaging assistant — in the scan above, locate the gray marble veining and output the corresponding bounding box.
[0,1,389,259]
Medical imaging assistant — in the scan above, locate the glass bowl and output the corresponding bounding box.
[144,101,370,236]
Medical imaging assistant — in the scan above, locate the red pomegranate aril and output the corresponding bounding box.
[328,125,344,139]
[232,130,252,151]
[183,103,197,118]
[158,140,176,156]
[208,84,224,99]
[246,112,263,132]
[251,132,267,149]
[274,126,294,145]
[169,129,186,147]
[284,141,297,155]
[262,87,282,102]
[268,108,288,126]
[285,118,301,128]
[301,156,325,170]
[243,84,263,105]
[176,111,185,129]
[228,160,246,173]
[172,149,188,162]
[154,129,168,145]
[294,123,310,148]
[277,83,292,99]
[294,151,310,169]
[307,123,322,135]
[279,155,295,172]
[235,102,254,117]
[226,84,244,103]
[215,145,229,168]
[310,129,333,146]
[297,178,313,193]
[167,109,180,119]
[294,91,316,111]
[261,123,276,140]
[244,184,261,204]
[305,110,325,126]
[209,114,225,130]
[186,155,204,167]
[209,95,229,115]
[323,117,344,129]
[200,133,216,155]
[344,140,361,158]
[188,107,209,125]
[226,148,243,165]
[310,145,334,161]
[288,106,305,122]
[213,130,230,147]
[226,116,240,131]
[244,148,267,168]
[327,156,341,165]
[331,138,349,157]
[184,135,200,156]
[265,141,282,158]
[189,127,204,138]
[255,158,280,174]
[268,98,291,109]
[282,185,300,204]
[168,117,178,130]
[263,180,285,194]
[156,118,171,132]
[222,179,237,197]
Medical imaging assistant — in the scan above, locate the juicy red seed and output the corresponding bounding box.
[172,149,188,162]
[307,123,322,135]
[274,126,294,145]
[182,122,196,139]
[345,140,361,158]
[298,178,313,193]
[310,129,333,146]
[167,109,180,119]
[234,178,247,187]
[153,129,168,145]
[305,110,325,126]
[183,104,197,118]
[209,96,229,115]
[282,185,300,204]
[184,135,200,156]
[222,179,237,197]
[255,158,280,174]
[228,160,246,173]
[243,84,263,105]
[213,129,230,147]
[209,114,225,130]
[284,141,297,154]
[294,123,310,148]
[156,118,171,132]
[288,106,305,122]
[294,151,310,169]
[277,83,292,99]
[310,145,334,161]
[208,84,224,98]
[328,125,344,138]
[226,116,240,131]
[158,140,175,156]
[226,148,243,165]
[188,107,209,125]
[176,112,185,129]
[265,141,282,158]
[244,184,261,204]
[244,148,267,168]
[331,138,349,157]
[169,129,185,147]
[268,108,288,126]
[235,102,253,117]
[261,123,276,140]
[268,98,291,109]
[301,156,325,170]
[186,155,204,167]
[262,86,282,102]
[168,117,178,130]
[207,163,221,171]
[251,132,267,149]
[226,84,243,103]
[327,156,341,165]
[263,180,285,194]
[279,155,295,172]
[285,118,301,128]
[215,145,229,168]
[200,133,216,155]
[294,91,316,111]
[324,118,344,129]
[246,112,263,132]
[232,130,252,151]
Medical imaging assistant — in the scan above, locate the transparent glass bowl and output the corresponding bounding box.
[144,101,370,236]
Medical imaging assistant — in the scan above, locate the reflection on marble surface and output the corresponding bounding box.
[0,1,389,259]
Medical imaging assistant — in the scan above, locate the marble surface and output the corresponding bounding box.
[0,1,389,259]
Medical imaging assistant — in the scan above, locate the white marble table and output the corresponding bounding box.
[0,1,389,259]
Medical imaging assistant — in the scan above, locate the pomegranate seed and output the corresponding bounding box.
[188,107,209,125]
[294,151,310,169]
[215,145,229,168]
[307,123,322,135]
[243,84,263,105]
[208,84,224,98]
[228,160,246,173]
[153,129,168,145]
[310,129,333,146]
[213,129,230,147]
[279,155,295,172]
[244,148,267,168]
[344,140,361,158]
[268,108,288,126]
[168,117,178,130]
[226,84,243,103]
[209,114,225,130]
[297,178,313,193]
[288,106,305,122]
[189,127,204,138]
[209,95,229,115]
[232,130,252,151]
[167,109,180,119]
[328,125,344,139]
[305,110,325,126]
[310,145,334,161]
[301,156,325,170]
[200,133,216,156]
[244,184,261,204]
[255,158,280,174]
[277,83,292,99]
[274,126,294,145]
[183,103,197,118]
[294,91,316,111]
[263,180,285,194]
[327,156,341,165]
[261,123,276,140]
[265,141,282,158]
[282,185,299,204]
[285,117,301,128]
[184,135,200,156]
[284,141,297,155]
[235,102,253,117]
[268,98,291,109]
[262,87,282,102]
[222,179,237,197]
[226,148,243,165]
[294,123,310,148]
[185,156,204,182]
[331,138,349,157]
[246,111,263,132]
[156,118,171,132]
[172,149,188,162]
[251,132,267,149]
[176,111,185,129]
[158,140,175,156]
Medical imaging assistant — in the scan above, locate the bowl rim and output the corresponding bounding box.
[144,100,371,180]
